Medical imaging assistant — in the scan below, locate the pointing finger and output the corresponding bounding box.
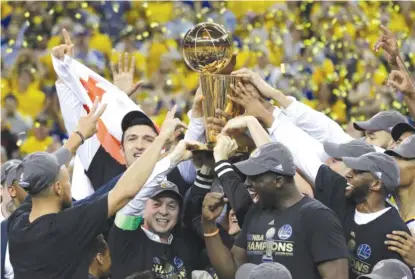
[93,103,107,119]
[90,97,99,115]
[124,52,129,73]
[62,29,73,45]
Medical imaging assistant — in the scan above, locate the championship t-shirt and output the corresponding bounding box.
[315,165,410,279]
[7,196,109,279]
[108,225,203,279]
[234,196,348,279]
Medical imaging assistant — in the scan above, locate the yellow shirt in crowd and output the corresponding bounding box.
[20,136,53,155]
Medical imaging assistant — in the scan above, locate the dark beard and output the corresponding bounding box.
[347,184,370,204]
[257,189,278,210]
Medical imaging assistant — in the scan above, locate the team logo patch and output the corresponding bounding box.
[278,225,292,240]
[348,239,356,252]
[373,261,384,271]
[161,181,170,188]
[173,256,184,270]
[356,244,371,260]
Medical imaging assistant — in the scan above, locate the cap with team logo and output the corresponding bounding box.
[385,135,415,160]
[16,148,71,195]
[353,111,408,133]
[234,142,296,177]
[323,139,376,159]
[357,259,412,279]
[342,152,400,193]
[235,262,292,279]
[149,180,183,201]
[391,122,415,142]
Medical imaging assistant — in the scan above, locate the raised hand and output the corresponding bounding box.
[221,115,256,136]
[213,134,238,162]
[385,229,415,267]
[387,57,415,97]
[76,97,107,140]
[159,105,188,142]
[111,52,144,97]
[169,139,202,165]
[202,192,228,222]
[191,86,204,118]
[229,82,268,119]
[231,68,278,99]
[51,29,74,60]
[374,25,399,67]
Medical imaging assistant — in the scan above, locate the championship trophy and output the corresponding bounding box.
[182,22,245,151]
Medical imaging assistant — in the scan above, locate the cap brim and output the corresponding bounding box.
[385,148,407,159]
[391,123,415,141]
[121,110,156,133]
[235,263,256,279]
[357,274,386,279]
[342,156,370,171]
[150,189,183,201]
[234,159,268,176]
[323,141,343,159]
[5,165,18,187]
[354,121,373,131]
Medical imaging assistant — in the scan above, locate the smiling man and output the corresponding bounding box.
[109,181,203,279]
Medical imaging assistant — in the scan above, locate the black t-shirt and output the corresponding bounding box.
[7,195,109,279]
[234,196,348,279]
[315,165,410,279]
[108,225,202,279]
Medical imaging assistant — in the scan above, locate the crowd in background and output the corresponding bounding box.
[1,0,415,163]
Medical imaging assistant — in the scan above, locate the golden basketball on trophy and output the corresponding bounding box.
[182,22,245,148]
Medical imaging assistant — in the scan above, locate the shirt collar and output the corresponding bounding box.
[141,226,173,244]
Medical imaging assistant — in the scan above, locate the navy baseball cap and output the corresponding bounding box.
[323,139,376,159]
[234,142,296,177]
[16,148,71,195]
[353,111,408,133]
[121,110,158,134]
[342,152,400,193]
[385,134,415,160]
[391,122,415,142]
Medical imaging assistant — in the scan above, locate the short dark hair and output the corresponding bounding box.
[87,234,108,266]
[124,271,156,279]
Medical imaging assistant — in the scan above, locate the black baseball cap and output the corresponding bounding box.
[353,111,408,133]
[149,180,183,202]
[121,110,158,134]
[391,122,415,142]
[16,148,71,195]
[357,259,412,279]
[234,142,296,177]
[323,139,376,159]
[342,152,400,193]
[385,134,415,159]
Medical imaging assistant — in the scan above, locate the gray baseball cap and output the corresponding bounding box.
[385,134,415,159]
[342,152,400,193]
[235,263,292,279]
[323,140,376,159]
[357,259,412,279]
[16,148,71,195]
[391,122,415,142]
[353,111,408,132]
[234,142,296,177]
[1,159,22,185]
[149,180,183,201]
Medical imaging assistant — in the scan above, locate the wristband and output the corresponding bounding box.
[204,228,219,237]
[74,131,85,144]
